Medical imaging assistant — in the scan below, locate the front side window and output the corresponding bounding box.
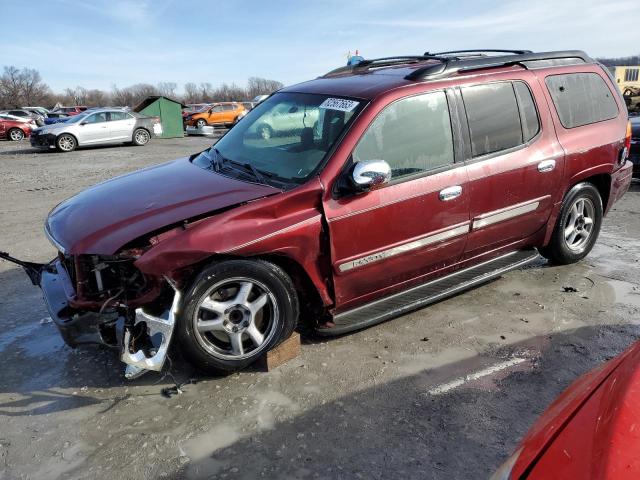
[192,92,364,186]
[545,73,618,129]
[353,91,454,181]
[84,112,107,124]
[211,105,223,113]
[461,83,523,157]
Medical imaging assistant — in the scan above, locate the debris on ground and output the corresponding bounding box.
[563,286,578,292]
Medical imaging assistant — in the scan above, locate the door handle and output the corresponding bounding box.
[439,185,462,201]
[537,159,556,173]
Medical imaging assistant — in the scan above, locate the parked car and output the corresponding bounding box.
[52,106,88,116]
[630,116,640,177]
[21,106,50,117]
[184,102,246,128]
[492,340,640,479]
[0,109,44,126]
[43,112,71,125]
[0,114,34,141]
[252,94,269,104]
[30,108,160,152]
[2,49,633,378]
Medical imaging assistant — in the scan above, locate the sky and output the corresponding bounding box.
[3,0,640,93]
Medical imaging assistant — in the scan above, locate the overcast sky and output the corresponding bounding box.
[4,0,639,93]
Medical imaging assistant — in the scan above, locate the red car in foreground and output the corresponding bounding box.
[0,49,633,378]
[493,341,640,479]
[0,114,34,141]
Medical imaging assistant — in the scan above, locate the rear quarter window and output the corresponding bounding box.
[545,73,618,129]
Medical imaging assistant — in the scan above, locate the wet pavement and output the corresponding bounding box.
[1,138,639,479]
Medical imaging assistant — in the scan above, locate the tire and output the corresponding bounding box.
[258,123,273,140]
[132,128,150,146]
[539,182,603,265]
[56,134,76,152]
[176,259,299,374]
[7,128,24,141]
[196,118,208,128]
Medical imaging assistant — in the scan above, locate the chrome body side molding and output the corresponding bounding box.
[472,196,549,230]
[338,223,470,273]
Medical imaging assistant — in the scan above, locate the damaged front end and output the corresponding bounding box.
[0,250,180,378]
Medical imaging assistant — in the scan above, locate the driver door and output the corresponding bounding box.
[76,112,108,144]
[208,105,224,124]
[323,90,470,311]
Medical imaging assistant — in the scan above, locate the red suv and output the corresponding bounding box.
[3,49,633,377]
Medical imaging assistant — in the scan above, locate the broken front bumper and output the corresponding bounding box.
[1,253,180,373]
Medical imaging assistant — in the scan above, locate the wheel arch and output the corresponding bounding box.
[542,173,611,246]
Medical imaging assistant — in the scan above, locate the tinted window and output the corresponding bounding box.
[211,105,223,113]
[109,111,129,121]
[545,73,618,128]
[353,91,454,180]
[513,82,540,142]
[462,83,522,157]
[223,104,235,111]
[84,112,107,124]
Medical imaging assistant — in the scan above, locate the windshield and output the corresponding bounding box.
[192,92,364,187]
[65,113,88,123]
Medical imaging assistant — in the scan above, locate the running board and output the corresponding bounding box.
[318,249,539,336]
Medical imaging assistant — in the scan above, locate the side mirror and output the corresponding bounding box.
[351,160,391,192]
[79,122,87,126]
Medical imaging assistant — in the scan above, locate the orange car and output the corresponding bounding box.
[185,102,246,128]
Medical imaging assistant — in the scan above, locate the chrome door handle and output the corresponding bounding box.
[537,159,556,173]
[439,185,462,201]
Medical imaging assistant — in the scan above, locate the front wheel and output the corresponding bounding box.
[176,259,299,374]
[539,182,603,265]
[7,128,24,141]
[196,118,208,128]
[132,128,150,146]
[56,134,76,152]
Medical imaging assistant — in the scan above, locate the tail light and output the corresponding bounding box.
[624,120,632,159]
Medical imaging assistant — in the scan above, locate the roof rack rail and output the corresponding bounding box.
[323,55,447,78]
[424,49,533,56]
[405,50,593,81]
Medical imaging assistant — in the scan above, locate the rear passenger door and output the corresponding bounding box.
[325,90,471,310]
[109,111,136,141]
[459,75,565,256]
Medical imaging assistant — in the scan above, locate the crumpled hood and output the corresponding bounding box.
[46,157,281,255]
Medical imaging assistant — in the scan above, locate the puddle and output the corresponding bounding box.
[0,321,66,357]
[607,279,640,307]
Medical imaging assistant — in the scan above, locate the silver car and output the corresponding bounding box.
[30,109,162,152]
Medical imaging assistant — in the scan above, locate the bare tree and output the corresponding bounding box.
[157,82,177,98]
[183,82,199,104]
[246,77,284,99]
[0,66,52,107]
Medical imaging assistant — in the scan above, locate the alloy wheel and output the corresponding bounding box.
[58,135,75,151]
[192,277,279,360]
[9,129,24,141]
[564,197,595,252]
[135,129,150,145]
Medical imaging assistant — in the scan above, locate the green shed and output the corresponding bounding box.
[134,96,185,138]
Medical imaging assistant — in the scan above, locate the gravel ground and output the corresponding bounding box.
[1,136,639,480]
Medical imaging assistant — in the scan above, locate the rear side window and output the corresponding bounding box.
[353,91,454,180]
[513,82,540,142]
[545,73,618,128]
[461,83,523,157]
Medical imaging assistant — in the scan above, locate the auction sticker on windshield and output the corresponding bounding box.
[319,98,360,112]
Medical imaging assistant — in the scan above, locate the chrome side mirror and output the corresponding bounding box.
[351,160,391,191]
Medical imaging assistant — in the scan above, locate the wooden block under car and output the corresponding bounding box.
[265,332,301,370]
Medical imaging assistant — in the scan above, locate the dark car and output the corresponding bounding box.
[2,49,633,378]
[492,340,640,479]
[630,116,640,176]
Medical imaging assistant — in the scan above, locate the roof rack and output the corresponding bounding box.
[424,49,533,56]
[405,50,593,81]
[323,55,448,78]
[322,50,594,81]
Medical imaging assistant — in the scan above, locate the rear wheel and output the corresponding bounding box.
[56,134,76,152]
[539,183,603,265]
[132,128,150,146]
[176,259,298,374]
[7,128,24,141]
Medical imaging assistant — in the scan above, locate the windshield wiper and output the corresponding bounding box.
[208,147,225,172]
[226,159,272,185]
